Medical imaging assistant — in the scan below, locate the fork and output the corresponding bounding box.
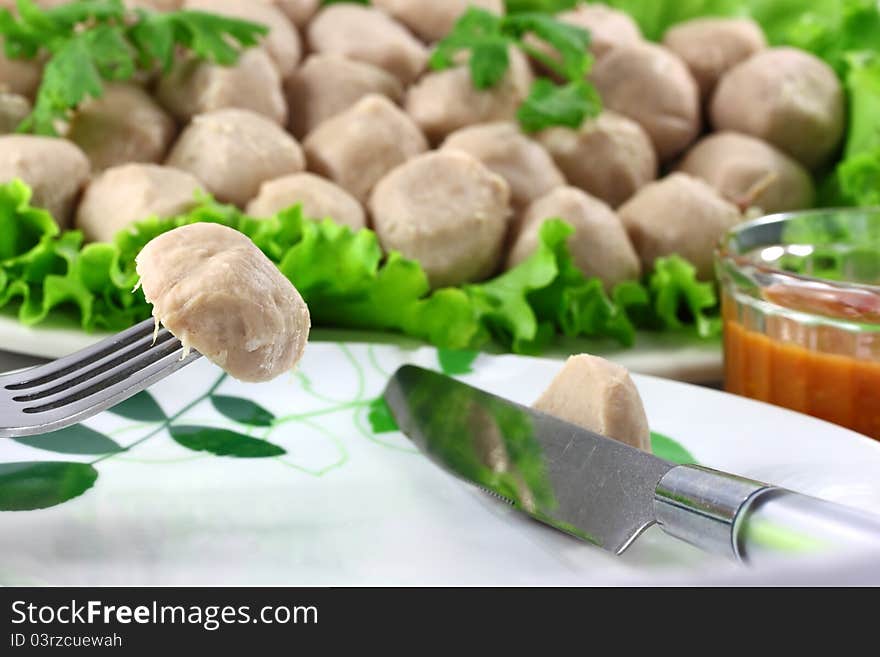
[0,318,201,438]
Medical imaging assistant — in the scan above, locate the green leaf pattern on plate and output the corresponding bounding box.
[0,462,98,511]
[367,397,398,434]
[108,390,167,423]
[211,395,276,427]
[13,425,124,455]
[651,432,696,465]
[170,425,286,458]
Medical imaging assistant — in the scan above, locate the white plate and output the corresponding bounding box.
[0,314,723,383]
[0,342,878,585]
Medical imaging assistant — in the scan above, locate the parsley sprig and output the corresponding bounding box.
[430,7,602,132]
[0,0,267,135]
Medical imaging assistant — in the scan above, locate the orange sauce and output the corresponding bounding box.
[724,291,880,440]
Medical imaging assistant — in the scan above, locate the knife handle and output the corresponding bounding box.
[653,465,880,563]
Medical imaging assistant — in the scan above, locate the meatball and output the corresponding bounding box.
[184,0,301,78]
[441,122,564,210]
[67,83,176,172]
[0,92,30,134]
[304,94,428,202]
[369,150,510,288]
[285,54,404,139]
[76,164,203,243]
[618,173,741,279]
[246,173,366,230]
[507,187,640,289]
[677,132,814,215]
[534,354,651,453]
[157,48,287,126]
[0,135,89,228]
[307,4,428,84]
[405,47,533,143]
[0,49,41,99]
[166,108,305,207]
[136,223,310,383]
[710,48,845,169]
[591,42,700,161]
[662,17,766,99]
[373,0,504,43]
[557,4,642,59]
[537,111,656,208]
[263,0,319,28]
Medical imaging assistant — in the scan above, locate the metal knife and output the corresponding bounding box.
[384,365,880,563]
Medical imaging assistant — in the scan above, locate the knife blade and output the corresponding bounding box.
[384,365,880,562]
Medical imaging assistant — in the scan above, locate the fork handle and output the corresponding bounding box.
[653,465,880,563]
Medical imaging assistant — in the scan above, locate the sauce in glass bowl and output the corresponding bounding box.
[717,209,880,440]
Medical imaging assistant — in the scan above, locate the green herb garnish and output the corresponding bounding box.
[431,7,601,132]
[0,0,267,135]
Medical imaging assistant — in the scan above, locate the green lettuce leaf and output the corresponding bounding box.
[0,180,141,330]
[648,256,720,338]
[0,178,59,260]
[465,220,563,354]
[838,54,880,206]
[592,0,853,44]
[522,219,636,349]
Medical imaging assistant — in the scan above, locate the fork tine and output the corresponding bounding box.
[3,344,201,437]
[20,338,190,414]
[1,318,158,390]
[10,329,177,401]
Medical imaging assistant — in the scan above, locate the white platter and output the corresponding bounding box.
[0,341,878,586]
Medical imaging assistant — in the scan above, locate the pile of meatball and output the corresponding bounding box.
[0,1,845,289]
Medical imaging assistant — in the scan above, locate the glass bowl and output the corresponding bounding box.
[716,208,880,440]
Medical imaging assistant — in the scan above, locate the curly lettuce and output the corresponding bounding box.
[0,180,716,353]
